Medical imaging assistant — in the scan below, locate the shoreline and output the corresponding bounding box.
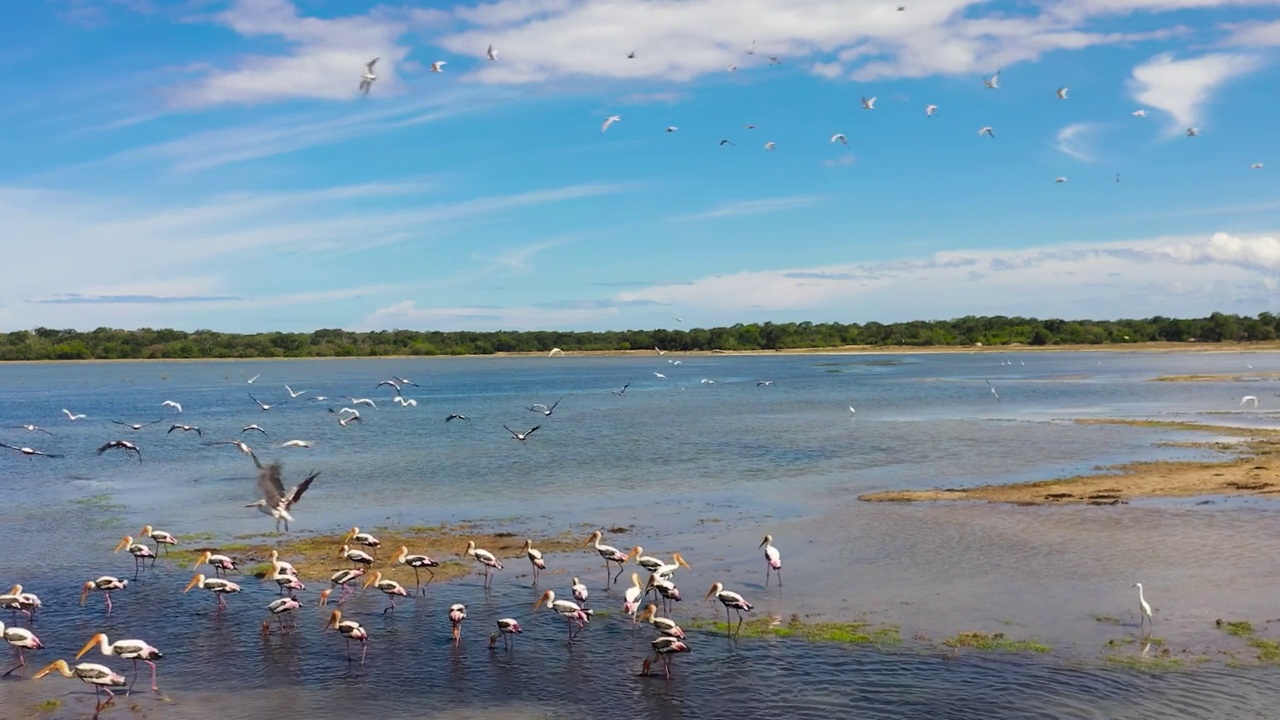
[4,340,1280,365]
[860,420,1280,506]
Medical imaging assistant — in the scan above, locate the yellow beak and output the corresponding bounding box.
[79,585,90,605]
[193,551,210,569]
[74,635,101,660]
[677,553,692,570]
[183,575,204,593]
[113,537,130,553]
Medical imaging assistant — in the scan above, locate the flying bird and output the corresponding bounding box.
[392,396,417,407]
[359,57,378,95]
[627,50,636,59]
[166,424,202,437]
[280,440,312,449]
[719,139,735,146]
[726,64,737,72]
[0,442,62,459]
[486,44,497,61]
[548,348,564,356]
[757,380,774,387]
[666,126,679,132]
[13,424,53,436]
[768,56,781,65]
[764,141,776,151]
[1132,109,1147,117]
[653,372,667,379]
[97,440,142,462]
[860,96,876,110]
[1186,127,1199,137]
[830,133,847,146]
[111,419,161,431]
[430,60,447,73]
[925,104,938,117]
[285,385,305,398]
[529,399,561,417]
[344,396,377,408]
[247,374,260,384]
[392,376,419,387]
[249,394,284,411]
[1250,163,1263,169]
[984,71,1000,89]
[375,379,403,394]
[248,463,318,533]
[979,126,995,138]
[1056,86,1068,100]
[160,400,182,413]
[503,425,540,443]
[242,424,268,436]
[986,380,1000,401]
[205,439,262,469]
[602,115,622,133]
[445,413,470,422]
[62,409,86,421]
[1054,177,1068,183]
[611,383,631,396]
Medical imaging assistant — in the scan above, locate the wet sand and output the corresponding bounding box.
[1153,371,1280,382]
[859,421,1280,506]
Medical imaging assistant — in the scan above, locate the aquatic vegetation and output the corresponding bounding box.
[942,632,1049,653]
[1216,619,1280,663]
[34,699,61,712]
[1105,654,1185,672]
[1220,620,1255,637]
[1094,615,1122,625]
[687,615,901,646]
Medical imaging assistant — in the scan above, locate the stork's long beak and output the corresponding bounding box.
[342,528,356,543]
[318,589,332,607]
[758,537,768,549]
[183,575,204,593]
[704,587,717,601]
[675,552,692,569]
[324,609,341,630]
[33,661,64,680]
[623,547,638,562]
[113,537,130,553]
[192,551,210,569]
[361,573,378,589]
[582,535,596,548]
[532,591,550,611]
[79,584,90,605]
[74,635,101,660]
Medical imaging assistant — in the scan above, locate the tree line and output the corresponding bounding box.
[1,312,1276,361]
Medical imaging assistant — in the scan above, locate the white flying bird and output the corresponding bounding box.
[345,397,377,408]
[984,71,1000,89]
[280,440,312,449]
[486,44,497,61]
[1186,127,1199,137]
[249,394,284,411]
[653,372,667,379]
[830,133,847,146]
[860,96,876,110]
[1132,109,1147,117]
[602,115,622,133]
[548,348,564,356]
[1241,395,1259,408]
[979,126,995,138]
[285,385,305,398]
[764,141,776,151]
[63,409,86,421]
[925,104,938,117]
[430,60,447,73]
[1054,177,1068,183]
[359,57,378,95]
[392,396,418,407]
[1056,87,1068,100]
[161,400,182,413]
[666,126,678,132]
[242,424,267,435]
[1250,163,1263,169]
[768,56,781,65]
[726,64,737,72]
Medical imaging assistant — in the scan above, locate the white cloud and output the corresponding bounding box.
[1055,122,1100,162]
[471,236,577,273]
[670,195,827,221]
[171,0,439,108]
[822,154,856,168]
[1129,52,1263,132]
[1222,20,1280,46]
[612,232,1280,322]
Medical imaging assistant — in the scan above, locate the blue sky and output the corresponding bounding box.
[2,0,1278,332]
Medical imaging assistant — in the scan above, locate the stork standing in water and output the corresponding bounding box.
[760,534,782,586]
[343,527,381,555]
[449,604,467,646]
[394,546,439,595]
[464,540,503,589]
[113,536,156,578]
[1,620,42,677]
[571,577,589,608]
[183,574,241,610]
[638,604,685,638]
[362,572,410,614]
[646,574,683,614]
[647,636,691,679]
[1,585,42,618]
[262,597,302,635]
[534,590,592,644]
[706,582,754,638]
[318,568,366,606]
[192,551,237,578]
[140,525,177,556]
[523,539,546,586]
[623,573,644,624]
[494,618,522,651]
[585,530,631,589]
[34,659,126,705]
[75,633,162,692]
[325,610,368,664]
[81,577,128,614]
[246,463,318,532]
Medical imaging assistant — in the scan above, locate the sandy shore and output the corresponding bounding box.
[5,340,1280,364]
[1153,371,1280,382]
[860,420,1280,506]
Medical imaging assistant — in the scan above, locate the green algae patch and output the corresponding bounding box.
[1214,618,1280,664]
[34,699,61,713]
[1094,615,1122,625]
[942,631,1049,653]
[1105,654,1185,672]
[1220,620,1255,638]
[688,615,900,646]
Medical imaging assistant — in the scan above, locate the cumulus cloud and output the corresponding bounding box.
[1129,52,1262,131]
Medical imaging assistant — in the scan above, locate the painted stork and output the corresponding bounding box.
[706,582,754,637]
[183,574,241,609]
[324,610,368,664]
[362,571,409,614]
[75,633,162,692]
[394,546,439,595]
[585,530,631,588]
[140,525,177,555]
[449,604,467,646]
[343,527,381,552]
[262,597,302,635]
[638,604,685,638]
[1,620,42,677]
[339,544,375,569]
[623,573,644,624]
[192,550,237,578]
[649,636,691,679]
[494,618,522,651]
[534,589,592,644]
[523,539,546,586]
[318,568,366,605]
[760,534,782,586]
[80,577,128,614]
[113,536,155,578]
[464,540,503,589]
[34,659,126,704]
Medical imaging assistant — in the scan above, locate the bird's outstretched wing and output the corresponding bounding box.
[0,442,18,452]
[503,424,518,438]
[109,420,131,427]
[258,462,286,507]
[366,57,379,72]
[525,425,541,437]
[548,398,561,412]
[529,404,549,412]
[287,471,320,507]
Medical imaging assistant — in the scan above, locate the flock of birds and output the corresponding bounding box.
[352,37,1265,182]
[0,353,794,713]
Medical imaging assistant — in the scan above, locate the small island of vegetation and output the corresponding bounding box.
[2,312,1277,361]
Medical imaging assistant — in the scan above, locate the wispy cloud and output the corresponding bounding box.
[1129,52,1263,132]
[617,91,691,105]
[1221,20,1280,46]
[29,294,244,305]
[472,236,578,274]
[822,154,856,168]
[670,195,827,222]
[1054,122,1100,162]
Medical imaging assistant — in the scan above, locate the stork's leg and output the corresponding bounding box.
[360,639,367,666]
[612,561,625,585]
[413,568,422,595]
[735,610,744,638]
[725,606,731,637]
[104,591,113,614]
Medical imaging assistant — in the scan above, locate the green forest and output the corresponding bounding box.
[0,313,1276,361]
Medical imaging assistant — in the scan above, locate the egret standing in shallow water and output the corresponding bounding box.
[523,539,546,586]
[1134,582,1153,634]
[760,534,782,586]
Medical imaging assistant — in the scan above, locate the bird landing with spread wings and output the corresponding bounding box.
[247,463,319,533]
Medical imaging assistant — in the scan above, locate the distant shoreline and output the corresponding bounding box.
[4,340,1280,365]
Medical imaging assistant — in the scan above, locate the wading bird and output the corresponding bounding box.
[339,545,375,569]
[263,597,301,635]
[343,527,381,552]
[34,659,126,705]
[503,424,539,443]
[97,440,142,462]
[760,534,782,586]
[654,552,692,580]
[649,636,690,679]
[586,530,631,588]
[318,568,366,606]
[247,462,318,532]
[450,604,467,646]
[324,610,368,664]
[362,572,409,614]
[523,539,547,586]
[533,590,592,644]
[464,540,503,588]
[1,620,42,677]
[183,574,241,609]
[1134,582,1153,633]
[623,573,644,623]
[192,551,237,578]
[494,618,521,651]
[638,603,685,638]
[706,582,754,638]
[166,424,202,437]
[0,442,61,459]
[80,577,128,614]
[63,408,86,421]
[113,536,155,578]
[394,546,439,594]
[140,525,176,555]
[571,577,589,607]
[75,633,162,692]
[646,574,683,613]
